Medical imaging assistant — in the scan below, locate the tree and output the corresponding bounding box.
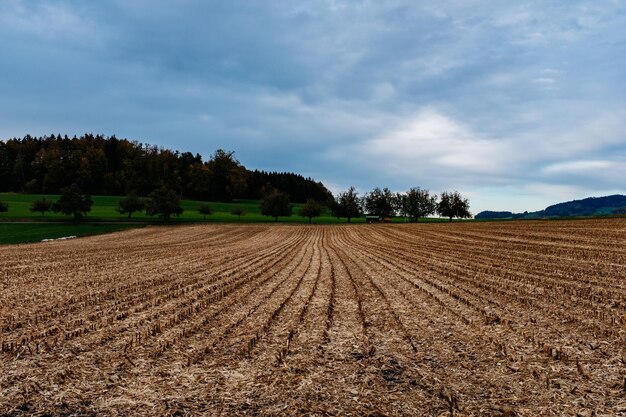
[198,203,213,219]
[299,199,323,223]
[117,193,145,218]
[52,183,93,220]
[230,206,245,220]
[260,188,292,221]
[146,186,183,221]
[0,201,7,216]
[437,191,471,221]
[332,186,363,223]
[400,187,437,222]
[206,149,248,201]
[364,187,396,219]
[30,198,52,216]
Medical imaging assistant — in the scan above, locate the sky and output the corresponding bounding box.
[1,0,625,213]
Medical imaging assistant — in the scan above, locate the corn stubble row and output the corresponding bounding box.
[1,220,625,416]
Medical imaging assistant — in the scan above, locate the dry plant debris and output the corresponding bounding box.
[1,220,626,416]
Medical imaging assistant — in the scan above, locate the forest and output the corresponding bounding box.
[0,134,333,203]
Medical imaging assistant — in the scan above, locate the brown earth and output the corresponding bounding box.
[1,220,625,416]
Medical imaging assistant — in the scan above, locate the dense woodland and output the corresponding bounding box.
[0,134,333,203]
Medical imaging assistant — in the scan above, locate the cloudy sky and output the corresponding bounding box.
[1,0,625,213]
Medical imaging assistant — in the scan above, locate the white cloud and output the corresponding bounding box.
[542,160,616,174]
[336,108,512,182]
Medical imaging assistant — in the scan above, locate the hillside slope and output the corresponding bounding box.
[476,194,626,219]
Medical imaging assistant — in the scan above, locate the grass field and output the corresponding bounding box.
[0,223,146,245]
[0,192,453,224]
[0,192,349,223]
[0,193,450,244]
[1,220,624,416]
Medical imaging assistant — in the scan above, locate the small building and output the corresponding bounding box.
[365,215,380,223]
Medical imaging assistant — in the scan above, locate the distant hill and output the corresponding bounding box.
[476,194,626,219]
[475,210,520,220]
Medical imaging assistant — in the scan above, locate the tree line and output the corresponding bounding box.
[0,134,332,203]
[257,186,470,222]
[0,183,470,223]
[329,187,470,222]
[0,135,471,223]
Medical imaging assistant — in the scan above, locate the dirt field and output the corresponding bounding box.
[1,220,625,416]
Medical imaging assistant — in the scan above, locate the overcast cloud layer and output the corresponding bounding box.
[1,0,625,212]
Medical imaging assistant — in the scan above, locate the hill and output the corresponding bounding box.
[0,134,332,203]
[476,194,626,219]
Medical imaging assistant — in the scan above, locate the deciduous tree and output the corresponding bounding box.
[52,183,93,220]
[332,186,363,223]
[118,193,145,218]
[146,186,183,221]
[198,203,213,219]
[30,198,52,217]
[364,187,396,219]
[260,188,292,221]
[230,207,245,220]
[299,199,323,223]
[401,187,437,222]
[437,191,471,221]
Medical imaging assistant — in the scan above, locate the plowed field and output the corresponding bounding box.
[1,220,625,416]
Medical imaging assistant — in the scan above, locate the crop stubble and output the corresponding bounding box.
[1,220,625,416]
